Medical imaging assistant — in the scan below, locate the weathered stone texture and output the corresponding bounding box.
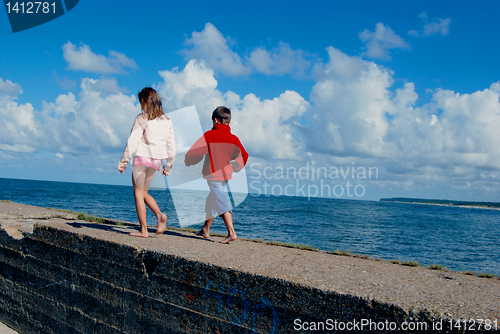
[0,202,498,333]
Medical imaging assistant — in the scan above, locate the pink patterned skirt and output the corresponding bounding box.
[133,156,162,171]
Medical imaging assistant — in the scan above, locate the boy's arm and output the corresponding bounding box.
[184,134,208,166]
[231,140,249,173]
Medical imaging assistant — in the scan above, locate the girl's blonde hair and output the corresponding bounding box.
[138,87,164,120]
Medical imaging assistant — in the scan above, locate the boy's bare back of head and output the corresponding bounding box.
[212,106,231,124]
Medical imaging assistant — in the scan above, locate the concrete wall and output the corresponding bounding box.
[0,222,443,334]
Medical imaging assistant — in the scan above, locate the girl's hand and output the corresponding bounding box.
[162,162,173,176]
[118,165,126,173]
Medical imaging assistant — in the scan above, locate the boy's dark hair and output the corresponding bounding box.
[212,106,231,124]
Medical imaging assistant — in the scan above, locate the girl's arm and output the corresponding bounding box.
[162,118,176,176]
[117,115,145,171]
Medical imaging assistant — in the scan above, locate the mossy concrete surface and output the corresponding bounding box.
[0,202,499,333]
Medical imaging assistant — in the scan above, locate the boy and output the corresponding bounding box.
[184,106,248,244]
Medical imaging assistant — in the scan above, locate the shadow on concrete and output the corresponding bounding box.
[66,221,213,242]
[67,221,129,234]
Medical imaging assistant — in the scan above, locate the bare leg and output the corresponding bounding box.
[141,193,167,234]
[197,188,215,238]
[220,212,237,244]
[131,187,149,238]
[130,166,166,237]
[196,217,214,238]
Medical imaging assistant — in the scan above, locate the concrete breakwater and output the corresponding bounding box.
[0,201,498,333]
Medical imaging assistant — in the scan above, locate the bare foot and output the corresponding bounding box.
[220,235,237,244]
[129,231,149,238]
[156,213,167,235]
[195,230,210,239]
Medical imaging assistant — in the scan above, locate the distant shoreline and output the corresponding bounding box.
[380,197,500,210]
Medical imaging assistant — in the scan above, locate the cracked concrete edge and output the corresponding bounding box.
[0,201,135,240]
[0,321,19,334]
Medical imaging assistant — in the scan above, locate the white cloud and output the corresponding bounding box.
[82,77,129,97]
[182,23,316,78]
[0,76,139,156]
[181,23,251,77]
[2,34,500,200]
[0,144,35,153]
[409,12,451,37]
[382,85,500,194]
[0,78,22,97]
[230,90,309,160]
[62,42,138,74]
[157,59,224,127]
[293,47,500,199]
[0,78,38,153]
[40,78,138,154]
[247,42,314,77]
[4,53,499,184]
[53,71,77,90]
[418,85,500,167]
[359,23,410,60]
[304,47,398,158]
[156,60,309,159]
[108,50,138,69]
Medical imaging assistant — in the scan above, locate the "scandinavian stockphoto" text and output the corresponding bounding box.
[249,162,379,200]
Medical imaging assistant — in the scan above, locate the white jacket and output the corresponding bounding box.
[118,113,176,173]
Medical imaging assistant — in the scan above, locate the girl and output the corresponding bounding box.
[117,87,176,238]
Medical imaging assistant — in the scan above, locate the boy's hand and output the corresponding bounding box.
[231,158,245,173]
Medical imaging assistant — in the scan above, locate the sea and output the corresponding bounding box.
[1,177,499,276]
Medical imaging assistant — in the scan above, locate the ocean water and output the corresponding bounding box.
[1,177,499,276]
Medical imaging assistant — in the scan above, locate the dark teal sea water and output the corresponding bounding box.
[1,177,499,276]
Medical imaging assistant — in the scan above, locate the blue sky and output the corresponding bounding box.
[1,0,500,202]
